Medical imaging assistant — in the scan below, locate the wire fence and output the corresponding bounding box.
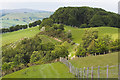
[60,57,119,78]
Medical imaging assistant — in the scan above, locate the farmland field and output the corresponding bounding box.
[69,52,118,78]
[2,26,40,46]
[65,26,119,43]
[3,62,75,78]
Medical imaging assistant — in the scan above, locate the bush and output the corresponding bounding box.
[80,24,88,28]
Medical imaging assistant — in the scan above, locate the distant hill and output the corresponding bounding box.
[0,9,53,28]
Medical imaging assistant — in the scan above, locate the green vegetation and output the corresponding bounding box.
[50,7,120,28]
[39,24,72,42]
[1,20,41,33]
[1,6,120,78]
[69,52,118,78]
[3,62,74,78]
[67,26,119,57]
[2,31,69,75]
[2,26,40,46]
[65,26,118,43]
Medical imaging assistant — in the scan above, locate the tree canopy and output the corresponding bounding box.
[50,7,120,28]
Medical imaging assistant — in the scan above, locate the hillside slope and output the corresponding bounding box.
[2,26,61,46]
[65,26,118,43]
[2,26,40,46]
[69,52,118,78]
[3,62,74,78]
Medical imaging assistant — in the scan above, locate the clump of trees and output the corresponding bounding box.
[1,20,42,33]
[50,7,120,28]
[39,22,72,42]
[2,25,27,33]
[76,29,120,57]
[29,20,41,28]
[2,35,69,75]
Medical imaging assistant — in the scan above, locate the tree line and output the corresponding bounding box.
[50,7,120,28]
[1,20,41,33]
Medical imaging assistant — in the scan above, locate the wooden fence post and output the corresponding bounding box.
[119,65,120,79]
[81,68,82,78]
[87,67,89,78]
[83,67,85,78]
[69,62,71,73]
[91,66,93,79]
[79,68,81,78]
[98,66,100,78]
[76,68,78,77]
[78,68,80,78]
[107,65,109,78]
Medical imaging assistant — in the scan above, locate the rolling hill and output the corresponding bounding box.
[2,26,61,46]
[3,62,75,78]
[65,26,118,43]
[0,9,53,28]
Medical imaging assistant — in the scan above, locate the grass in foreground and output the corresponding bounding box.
[3,62,75,78]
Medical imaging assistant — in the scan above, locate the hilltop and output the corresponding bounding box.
[50,6,120,28]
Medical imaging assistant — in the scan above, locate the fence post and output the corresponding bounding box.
[83,67,85,78]
[78,68,80,78]
[87,67,89,78]
[119,65,120,80]
[98,66,100,78]
[76,68,78,77]
[91,66,93,79]
[107,65,109,78]
[73,66,75,74]
[81,68,82,78]
[69,62,71,73]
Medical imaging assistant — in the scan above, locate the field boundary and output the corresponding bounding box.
[60,57,119,78]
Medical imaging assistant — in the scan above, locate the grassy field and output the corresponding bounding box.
[2,26,62,46]
[38,35,61,44]
[2,26,40,46]
[69,52,118,78]
[65,26,118,43]
[3,62,75,78]
[70,52,118,68]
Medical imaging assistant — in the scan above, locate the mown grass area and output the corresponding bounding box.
[70,52,118,68]
[2,26,40,46]
[38,35,61,44]
[69,52,118,78]
[65,26,118,43]
[3,62,75,78]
